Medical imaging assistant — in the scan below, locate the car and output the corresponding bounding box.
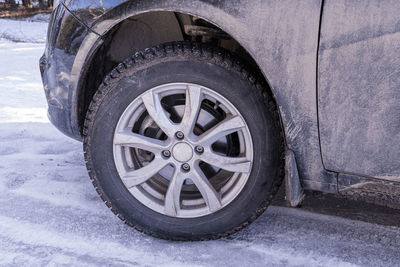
[39,0,400,240]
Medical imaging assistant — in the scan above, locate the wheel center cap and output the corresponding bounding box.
[172,142,193,162]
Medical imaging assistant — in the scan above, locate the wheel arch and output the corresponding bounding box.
[70,0,337,193]
[71,6,280,139]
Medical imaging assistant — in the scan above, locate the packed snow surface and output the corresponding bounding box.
[0,16,399,267]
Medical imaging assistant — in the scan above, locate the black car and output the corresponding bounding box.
[40,0,400,240]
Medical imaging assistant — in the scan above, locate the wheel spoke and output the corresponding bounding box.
[192,164,222,212]
[180,85,202,136]
[141,90,177,137]
[114,129,168,153]
[114,83,254,218]
[164,169,186,216]
[121,158,167,188]
[202,151,252,173]
[196,115,245,146]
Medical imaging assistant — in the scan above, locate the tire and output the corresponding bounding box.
[83,42,284,240]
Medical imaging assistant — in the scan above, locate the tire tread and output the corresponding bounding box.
[83,41,285,241]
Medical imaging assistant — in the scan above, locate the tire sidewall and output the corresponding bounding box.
[87,56,281,239]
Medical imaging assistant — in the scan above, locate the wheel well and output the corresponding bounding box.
[78,11,272,133]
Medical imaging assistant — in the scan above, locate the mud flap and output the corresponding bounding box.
[285,149,305,207]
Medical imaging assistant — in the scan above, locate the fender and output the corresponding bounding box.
[66,0,337,192]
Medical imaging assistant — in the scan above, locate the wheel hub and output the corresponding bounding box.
[113,82,253,218]
[172,142,193,162]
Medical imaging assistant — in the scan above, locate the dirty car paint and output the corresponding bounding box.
[319,0,400,181]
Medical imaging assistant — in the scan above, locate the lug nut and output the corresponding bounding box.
[175,131,184,140]
[181,163,190,172]
[162,150,171,158]
[195,146,204,154]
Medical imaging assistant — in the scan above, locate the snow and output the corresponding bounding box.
[0,15,48,43]
[0,16,399,267]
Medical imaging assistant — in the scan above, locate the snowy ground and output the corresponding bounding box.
[0,17,400,267]
[0,15,48,43]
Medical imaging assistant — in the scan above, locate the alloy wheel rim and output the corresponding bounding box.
[113,83,254,218]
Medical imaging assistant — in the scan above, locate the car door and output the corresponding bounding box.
[318,0,400,181]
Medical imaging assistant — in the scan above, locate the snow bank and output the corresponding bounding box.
[0,15,49,43]
[0,40,46,123]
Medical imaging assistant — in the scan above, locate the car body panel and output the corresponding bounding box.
[319,0,400,182]
[42,0,345,193]
[40,3,90,139]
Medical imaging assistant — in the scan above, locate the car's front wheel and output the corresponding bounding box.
[83,42,284,240]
